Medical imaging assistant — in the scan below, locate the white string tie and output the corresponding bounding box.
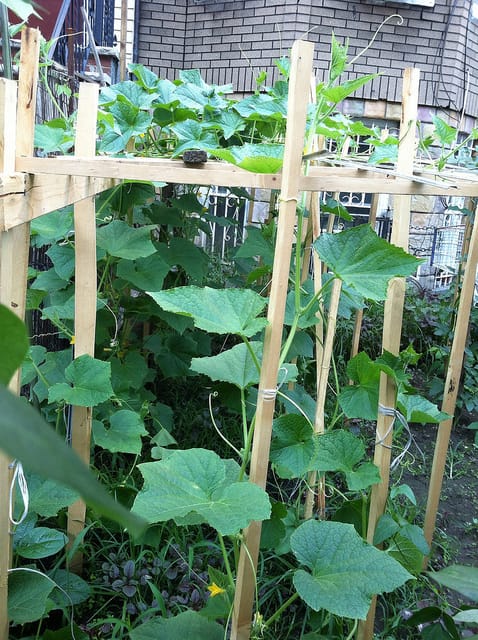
[260,366,289,401]
[377,404,424,471]
[9,460,29,527]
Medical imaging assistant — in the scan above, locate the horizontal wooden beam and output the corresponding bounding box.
[0,174,119,230]
[16,156,282,190]
[14,155,478,196]
[0,173,25,196]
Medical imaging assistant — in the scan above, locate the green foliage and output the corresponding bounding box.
[9,37,455,639]
[0,304,29,384]
[148,286,268,337]
[130,611,224,640]
[0,385,147,537]
[315,225,422,301]
[291,520,413,619]
[132,448,271,535]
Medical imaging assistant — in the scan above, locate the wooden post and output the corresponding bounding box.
[0,77,18,640]
[358,68,420,640]
[0,28,40,640]
[423,204,478,559]
[67,83,100,571]
[230,40,314,640]
[119,0,128,81]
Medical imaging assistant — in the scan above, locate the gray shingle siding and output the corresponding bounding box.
[137,0,478,120]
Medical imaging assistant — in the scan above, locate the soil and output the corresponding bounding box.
[400,419,478,569]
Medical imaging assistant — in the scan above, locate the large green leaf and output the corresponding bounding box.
[270,414,316,479]
[116,253,170,291]
[156,237,210,282]
[0,386,146,537]
[291,520,413,619]
[313,430,381,491]
[387,533,426,575]
[147,286,268,337]
[329,33,348,83]
[314,225,421,300]
[428,565,478,601]
[27,474,79,517]
[322,74,377,105]
[132,448,271,535]
[46,244,75,280]
[99,81,157,110]
[192,342,295,389]
[128,63,160,90]
[130,611,224,640]
[96,220,156,259]
[48,355,113,406]
[432,116,457,147]
[209,143,284,173]
[234,226,275,266]
[190,342,261,389]
[48,569,91,608]
[397,392,450,425]
[234,94,287,120]
[8,569,55,624]
[30,208,74,246]
[110,351,150,393]
[93,410,147,454]
[339,352,381,420]
[34,123,74,154]
[15,526,67,559]
[0,304,29,385]
[110,99,152,138]
[170,119,217,156]
[32,349,71,402]
[279,385,317,425]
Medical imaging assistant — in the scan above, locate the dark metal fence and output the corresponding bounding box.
[49,0,115,75]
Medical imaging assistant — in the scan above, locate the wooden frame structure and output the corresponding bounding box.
[1,30,478,640]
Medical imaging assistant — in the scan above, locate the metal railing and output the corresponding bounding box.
[49,0,115,75]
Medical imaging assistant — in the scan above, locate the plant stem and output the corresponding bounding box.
[238,415,256,481]
[345,618,358,640]
[218,533,235,590]
[243,336,261,373]
[240,387,248,454]
[263,591,299,628]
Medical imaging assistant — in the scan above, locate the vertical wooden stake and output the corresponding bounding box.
[119,0,128,81]
[0,29,40,640]
[67,83,100,571]
[230,40,314,640]
[0,77,18,640]
[358,68,420,640]
[423,204,478,559]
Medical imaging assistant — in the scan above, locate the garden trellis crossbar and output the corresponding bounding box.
[1,28,478,640]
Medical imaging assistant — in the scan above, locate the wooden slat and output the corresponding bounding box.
[15,155,478,196]
[358,68,420,640]
[230,40,314,640]
[0,77,18,640]
[423,205,478,558]
[0,28,40,640]
[67,83,100,571]
[0,174,118,231]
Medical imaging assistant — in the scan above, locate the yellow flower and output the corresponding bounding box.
[207,582,226,597]
[70,335,75,345]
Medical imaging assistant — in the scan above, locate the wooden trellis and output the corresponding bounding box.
[2,29,478,640]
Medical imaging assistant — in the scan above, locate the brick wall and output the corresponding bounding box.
[137,0,478,122]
